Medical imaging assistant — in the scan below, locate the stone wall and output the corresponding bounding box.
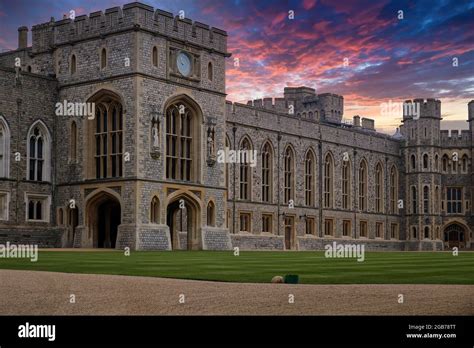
[231,234,285,250]
[136,225,171,250]
[201,227,232,250]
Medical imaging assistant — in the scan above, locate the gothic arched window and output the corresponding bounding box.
[0,117,10,178]
[305,150,315,206]
[423,154,429,169]
[411,154,416,171]
[323,153,333,208]
[358,159,367,211]
[261,142,273,203]
[342,158,350,209]
[239,137,252,200]
[27,122,51,182]
[411,186,417,214]
[389,166,398,214]
[165,100,200,182]
[94,101,123,178]
[424,226,430,239]
[284,146,295,204]
[375,162,384,213]
[442,155,448,172]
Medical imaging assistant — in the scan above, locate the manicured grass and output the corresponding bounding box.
[0,250,473,284]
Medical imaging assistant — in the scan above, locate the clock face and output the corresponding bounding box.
[177,52,192,77]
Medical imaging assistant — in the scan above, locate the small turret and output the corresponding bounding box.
[403,98,441,120]
[392,127,404,140]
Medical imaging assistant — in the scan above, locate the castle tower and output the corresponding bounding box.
[1,3,232,251]
[401,99,443,250]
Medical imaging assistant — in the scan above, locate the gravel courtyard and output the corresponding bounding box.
[0,270,472,315]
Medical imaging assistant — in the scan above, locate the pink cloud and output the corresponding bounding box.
[302,0,317,10]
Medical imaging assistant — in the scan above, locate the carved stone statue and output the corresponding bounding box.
[152,122,159,147]
[206,126,216,165]
[150,115,161,159]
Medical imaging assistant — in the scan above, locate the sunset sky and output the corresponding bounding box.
[0,0,473,134]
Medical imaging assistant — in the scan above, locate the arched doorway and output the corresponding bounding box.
[86,191,121,249]
[166,194,201,250]
[443,223,466,249]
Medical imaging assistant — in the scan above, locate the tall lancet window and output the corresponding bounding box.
[95,101,123,178]
[305,150,315,206]
[27,122,51,182]
[323,153,333,208]
[261,142,273,203]
[284,146,295,204]
[0,117,10,178]
[358,160,368,211]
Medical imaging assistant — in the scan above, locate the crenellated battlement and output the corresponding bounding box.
[30,2,228,54]
[440,129,471,146]
[403,98,441,119]
[246,97,289,113]
[245,88,344,123]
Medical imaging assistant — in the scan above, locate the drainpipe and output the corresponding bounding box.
[232,124,237,234]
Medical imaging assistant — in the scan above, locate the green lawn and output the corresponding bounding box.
[0,250,473,284]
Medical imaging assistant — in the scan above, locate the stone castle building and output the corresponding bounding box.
[0,2,472,251]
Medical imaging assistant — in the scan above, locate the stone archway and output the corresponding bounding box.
[86,190,121,249]
[166,193,201,250]
[443,223,467,249]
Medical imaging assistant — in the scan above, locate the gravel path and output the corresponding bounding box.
[0,270,472,315]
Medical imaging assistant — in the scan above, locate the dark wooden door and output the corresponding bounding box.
[284,216,294,250]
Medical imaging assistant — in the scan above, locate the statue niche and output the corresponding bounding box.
[150,114,161,159]
[206,124,216,166]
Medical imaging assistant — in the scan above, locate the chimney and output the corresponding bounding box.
[361,117,375,131]
[353,115,361,127]
[18,26,28,49]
